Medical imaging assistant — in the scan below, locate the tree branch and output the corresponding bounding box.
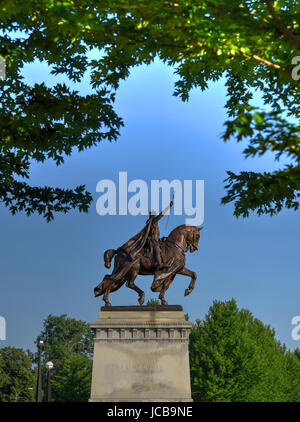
[243,52,290,77]
[266,0,300,52]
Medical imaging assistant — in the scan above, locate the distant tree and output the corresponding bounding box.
[36,314,93,369]
[284,350,300,402]
[146,298,160,306]
[1,1,299,220]
[294,348,300,360]
[36,314,93,401]
[51,353,92,402]
[189,299,298,402]
[0,347,35,402]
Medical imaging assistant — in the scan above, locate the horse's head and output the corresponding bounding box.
[185,226,202,253]
[167,224,202,253]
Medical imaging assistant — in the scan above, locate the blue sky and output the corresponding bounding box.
[0,57,299,353]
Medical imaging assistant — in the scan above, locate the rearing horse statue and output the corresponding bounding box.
[94,219,202,306]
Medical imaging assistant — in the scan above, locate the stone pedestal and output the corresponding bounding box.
[89,305,193,402]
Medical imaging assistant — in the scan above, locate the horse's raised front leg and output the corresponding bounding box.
[126,266,145,306]
[178,267,197,296]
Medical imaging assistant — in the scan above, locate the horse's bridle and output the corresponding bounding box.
[190,229,199,251]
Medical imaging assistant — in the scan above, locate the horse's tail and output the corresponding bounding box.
[104,249,117,268]
[94,275,111,297]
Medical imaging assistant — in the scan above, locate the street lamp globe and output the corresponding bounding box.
[46,361,54,370]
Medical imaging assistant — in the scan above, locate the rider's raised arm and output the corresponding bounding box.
[154,199,174,223]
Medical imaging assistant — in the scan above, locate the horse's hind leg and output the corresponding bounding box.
[159,289,168,306]
[103,288,111,307]
[126,268,145,306]
[159,274,176,306]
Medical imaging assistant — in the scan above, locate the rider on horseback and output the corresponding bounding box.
[146,199,174,270]
[102,197,174,277]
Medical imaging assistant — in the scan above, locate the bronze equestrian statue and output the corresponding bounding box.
[94,199,202,306]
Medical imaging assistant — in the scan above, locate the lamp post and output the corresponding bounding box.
[45,361,54,402]
[35,340,44,402]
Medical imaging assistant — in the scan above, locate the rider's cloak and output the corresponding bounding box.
[103,215,157,285]
[119,215,154,260]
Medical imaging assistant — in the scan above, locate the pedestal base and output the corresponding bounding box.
[89,306,193,402]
